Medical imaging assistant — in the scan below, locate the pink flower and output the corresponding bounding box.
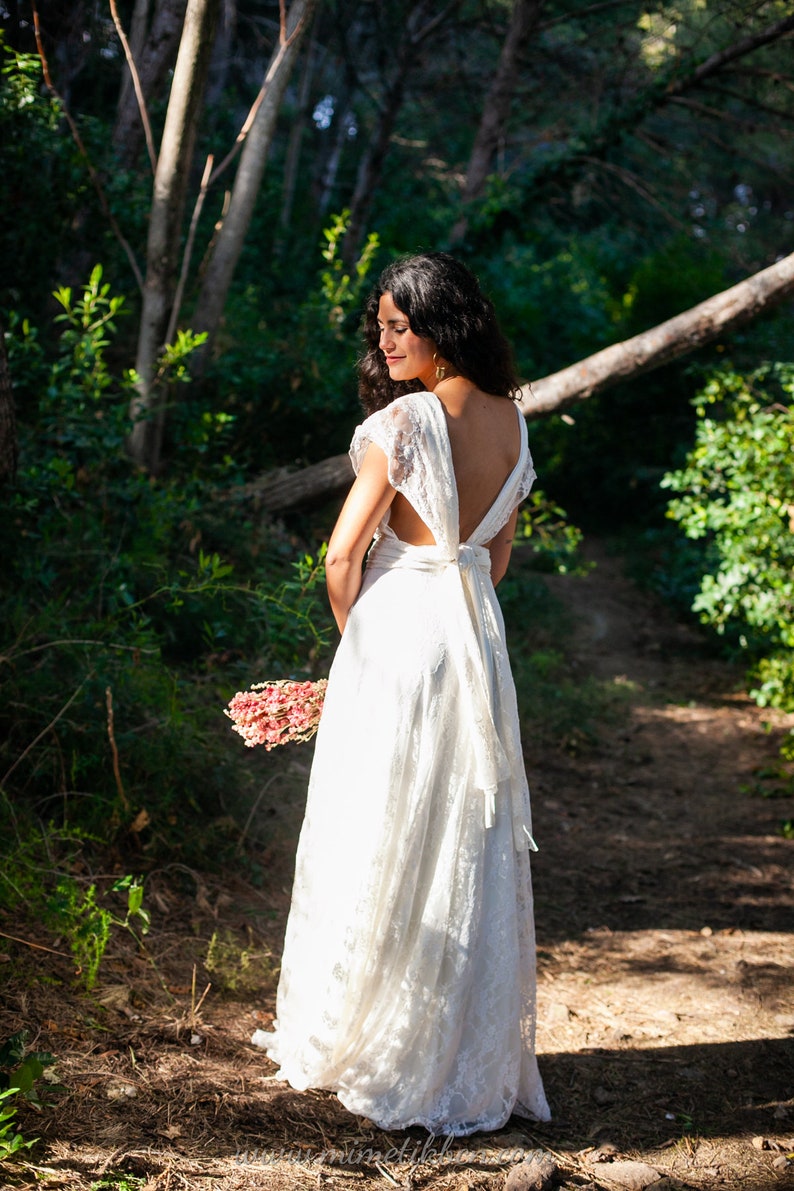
[224,679,328,749]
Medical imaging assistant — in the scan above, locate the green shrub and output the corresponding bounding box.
[0,36,73,317]
[198,212,379,471]
[513,491,589,575]
[1,269,334,864]
[0,1030,55,1160]
[662,362,794,766]
[44,875,149,990]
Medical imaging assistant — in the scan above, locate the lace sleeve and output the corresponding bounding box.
[349,399,423,489]
[516,448,537,506]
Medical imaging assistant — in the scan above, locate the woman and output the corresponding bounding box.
[262,252,550,1135]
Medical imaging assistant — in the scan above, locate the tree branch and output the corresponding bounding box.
[475,9,794,242]
[250,250,794,512]
[165,153,214,347]
[578,155,689,230]
[525,250,794,416]
[412,0,460,46]
[31,2,144,293]
[666,13,794,97]
[698,81,794,124]
[726,66,794,97]
[207,0,313,188]
[108,0,158,174]
[668,93,793,135]
[537,0,636,32]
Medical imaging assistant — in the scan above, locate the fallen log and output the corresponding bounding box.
[255,248,794,511]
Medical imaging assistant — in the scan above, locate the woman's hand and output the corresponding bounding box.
[325,444,395,633]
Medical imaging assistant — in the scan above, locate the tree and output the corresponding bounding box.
[125,0,322,470]
[276,29,317,244]
[449,0,543,244]
[475,8,794,247]
[7,0,794,485]
[112,0,189,169]
[339,0,459,268]
[190,0,321,366]
[526,246,794,415]
[128,0,222,471]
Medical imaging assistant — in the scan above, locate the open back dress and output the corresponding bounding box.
[263,390,550,1135]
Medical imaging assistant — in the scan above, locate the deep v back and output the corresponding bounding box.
[350,391,535,554]
[438,396,525,543]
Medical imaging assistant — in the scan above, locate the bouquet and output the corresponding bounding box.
[224,679,328,749]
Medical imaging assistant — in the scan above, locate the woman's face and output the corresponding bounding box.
[377,292,437,390]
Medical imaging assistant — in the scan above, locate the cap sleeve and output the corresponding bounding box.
[349,398,423,490]
[513,404,536,506]
[516,448,537,506]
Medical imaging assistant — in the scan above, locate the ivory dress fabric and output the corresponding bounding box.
[264,390,550,1135]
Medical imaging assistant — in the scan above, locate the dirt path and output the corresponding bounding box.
[528,541,794,1189]
[3,541,793,1191]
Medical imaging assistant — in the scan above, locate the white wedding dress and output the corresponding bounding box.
[263,390,550,1135]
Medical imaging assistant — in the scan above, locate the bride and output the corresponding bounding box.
[261,252,550,1136]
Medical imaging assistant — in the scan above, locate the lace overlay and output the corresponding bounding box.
[264,391,550,1135]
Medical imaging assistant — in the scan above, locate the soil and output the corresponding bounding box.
[2,540,793,1191]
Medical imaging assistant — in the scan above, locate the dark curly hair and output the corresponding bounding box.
[358,252,521,414]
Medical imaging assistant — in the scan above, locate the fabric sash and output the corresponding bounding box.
[366,531,536,851]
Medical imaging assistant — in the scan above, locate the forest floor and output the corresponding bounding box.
[2,540,793,1191]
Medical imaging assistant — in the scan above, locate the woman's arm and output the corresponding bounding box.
[325,444,395,633]
[487,505,519,586]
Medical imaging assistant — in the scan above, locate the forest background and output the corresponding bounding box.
[0,0,793,1017]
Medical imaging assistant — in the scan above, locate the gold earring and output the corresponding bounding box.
[433,352,447,381]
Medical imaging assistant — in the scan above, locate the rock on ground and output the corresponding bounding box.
[504,1152,558,1190]
[593,1159,662,1189]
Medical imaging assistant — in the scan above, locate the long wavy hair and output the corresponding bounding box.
[358,252,521,414]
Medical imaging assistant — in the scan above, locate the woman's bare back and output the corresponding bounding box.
[389,384,521,545]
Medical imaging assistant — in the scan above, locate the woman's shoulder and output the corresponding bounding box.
[350,392,438,479]
[357,390,435,434]
[378,389,435,415]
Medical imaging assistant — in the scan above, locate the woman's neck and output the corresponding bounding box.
[432,374,480,412]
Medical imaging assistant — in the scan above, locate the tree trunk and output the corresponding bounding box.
[340,48,411,268]
[316,101,355,216]
[525,248,794,415]
[450,0,544,244]
[116,0,151,135]
[190,0,321,369]
[276,32,316,249]
[340,1,458,267]
[128,0,221,472]
[0,319,18,487]
[204,0,237,117]
[249,454,355,510]
[253,248,794,511]
[112,0,189,169]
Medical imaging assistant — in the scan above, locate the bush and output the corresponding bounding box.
[0,1030,55,1160]
[662,362,794,766]
[198,212,380,471]
[0,269,334,865]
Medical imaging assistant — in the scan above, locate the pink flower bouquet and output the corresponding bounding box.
[225,679,328,749]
